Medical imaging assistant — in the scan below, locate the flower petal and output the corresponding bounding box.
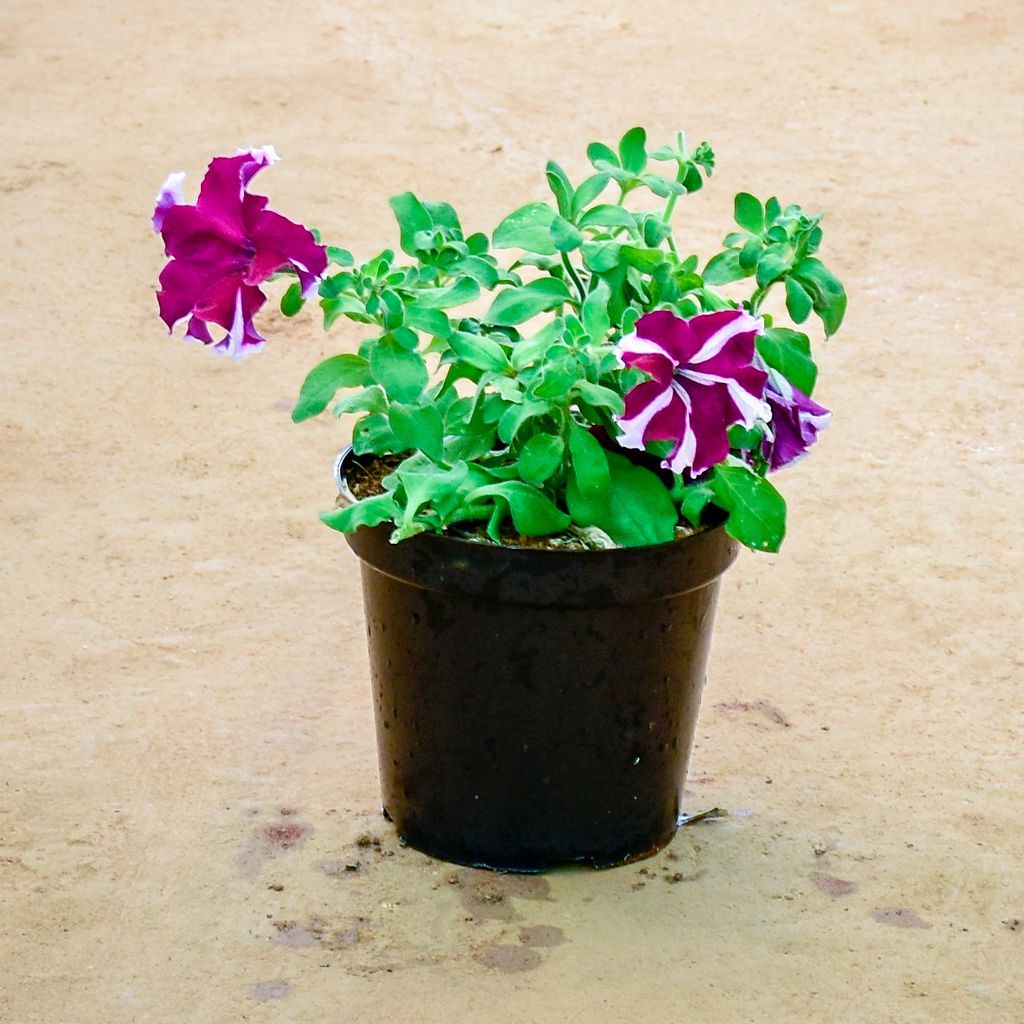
[246,208,328,295]
[210,286,267,360]
[635,310,699,363]
[159,203,250,263]
[678,380,734,475]
[616,380,674,450]
[762,375,831,470]
[192,147,278,242]
[644,387,688,442]
[688,309,763,364]
[152,171,186,232]
[616,329,679,368]
[156,258,210,331]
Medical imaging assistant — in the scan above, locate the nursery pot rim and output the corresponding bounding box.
[334,446,740,608]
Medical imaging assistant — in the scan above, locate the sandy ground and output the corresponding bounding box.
[2,0,1022,1021]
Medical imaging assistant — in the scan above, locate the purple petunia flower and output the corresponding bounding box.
[153,146,327,359]
[614,309,770,476]
[761,372,831,470]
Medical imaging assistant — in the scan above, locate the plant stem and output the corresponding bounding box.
[749,283,771,314]
[561,252,587,304]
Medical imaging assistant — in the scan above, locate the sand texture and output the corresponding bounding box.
[1,1,1022,1021]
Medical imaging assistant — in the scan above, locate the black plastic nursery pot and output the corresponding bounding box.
[340,451,739,872]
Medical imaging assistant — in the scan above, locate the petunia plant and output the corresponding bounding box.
[153,129,846,552]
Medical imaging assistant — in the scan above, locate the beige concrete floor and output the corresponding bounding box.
[1,1,1022,1021]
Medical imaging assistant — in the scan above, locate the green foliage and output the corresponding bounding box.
[292,354,371,423]
[711,462,787,552]
[567,450,677,547]
[493,202,557,254]
[483,279,572,326]
[278,128,844,552]
[757,328,818,396]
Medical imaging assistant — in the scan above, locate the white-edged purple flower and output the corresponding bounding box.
[153,147,327,359]
[614,309,770,476]
[761,372,831,470]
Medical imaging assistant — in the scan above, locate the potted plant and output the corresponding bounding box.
[152,129,845,871]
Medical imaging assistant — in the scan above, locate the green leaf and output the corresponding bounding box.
[368,335,429,403]
[389,192,434,256]
[581,278,611,341]
[738,235,762,270]
[379,289,405,328]
[469,481,570,537]
[734,192,764,233]
[640,173,685,198]
[447,255,501,289]
[711,464,786,552]
[642,216,672,248]
[331,385,387,417]
[280,282,305,317]
[572,381,624,416]
[391,459,471,540]
[510,321,561,370]
[703,250,752,285]
[493,202,558,255]
[550,215,584,252]
[620,246,665,273]
[322,294,372,329]
[571,172,611,218]
[483,279,572,326]
[319,272,355,300]
[388,403,445,462]
[422,200,462,234]
[448,330,511,373]
[727,423,764,450]
[465,232,489,255]
[679,483,716,527]
[568,426,611,499]
[567,450,676,547]
[292,354,371,423]
[545,161,574,218]
[757,328,818,395]
[518,433,565,484]
[785,276,813,324]
[414,276,480,309]
[405,304,451,338]
[618,127,648,174]
[352,412,401,455]
[792,258,847,335]
[320,493,400,534]
[579,205,636,231]
[755,248,791,287]
[581,241,623,273]
[533,359,582,399]
[587,141,620,169]
[498,399,551,444]
[327,246,354,266]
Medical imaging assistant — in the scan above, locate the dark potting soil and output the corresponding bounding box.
[344,451,703,551]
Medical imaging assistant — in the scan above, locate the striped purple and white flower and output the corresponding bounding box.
[153,147,327,359]
[761,372,832,470]
[613,309,770,476]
